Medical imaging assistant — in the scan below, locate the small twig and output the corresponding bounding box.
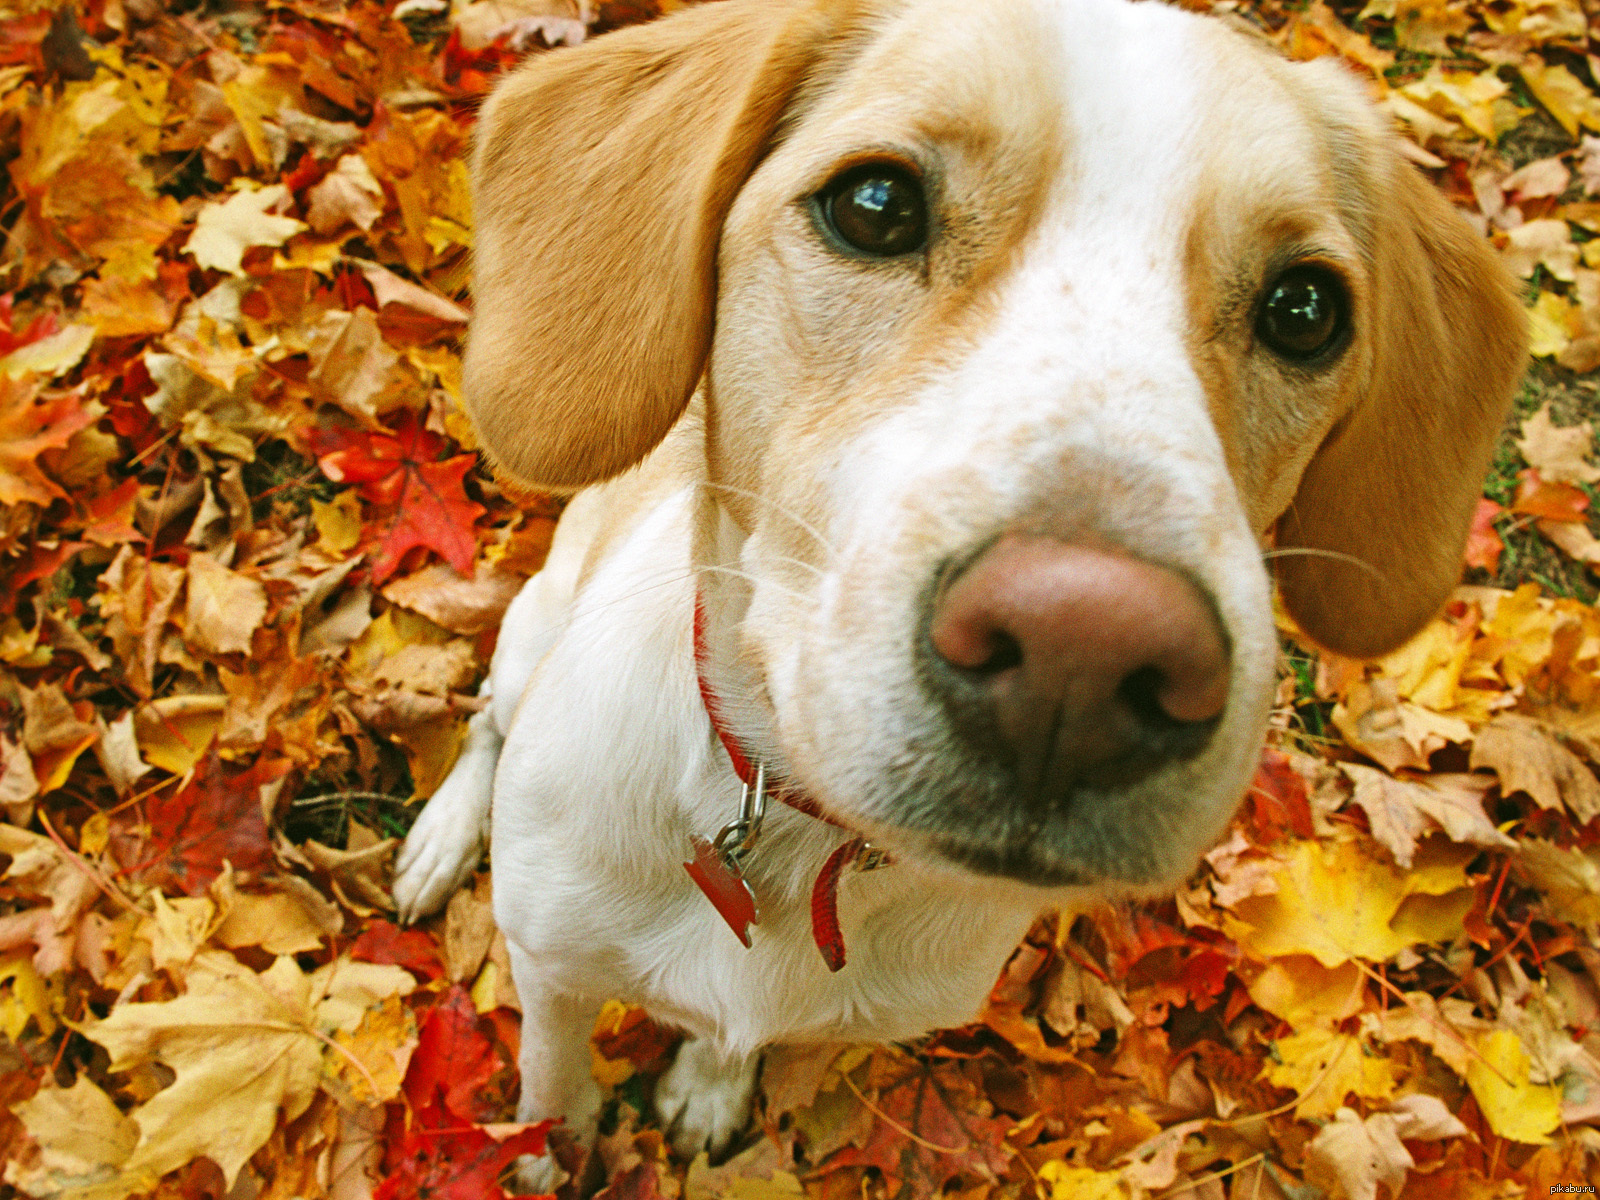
[1152,1151,1266,1199]
[840,1068,968,1154]
[291,790,414,808]
[37,810,140,915]
[1355,958,1514,1086]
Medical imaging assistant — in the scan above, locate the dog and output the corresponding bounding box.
[392,0,1525,1180]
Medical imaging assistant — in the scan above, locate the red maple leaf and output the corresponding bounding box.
[350,919,445,981]
[308,410,485,585]
[377,986,546,1200]
[823,1050,1013,1200]
[405,986,513,1126]
[114,748,287,896]
[1243,747,1315,843]
[375,1120,550,1200]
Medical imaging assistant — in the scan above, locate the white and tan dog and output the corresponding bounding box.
[393,0,1524,1178]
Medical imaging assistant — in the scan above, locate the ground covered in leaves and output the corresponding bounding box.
[1,0,1600,1196]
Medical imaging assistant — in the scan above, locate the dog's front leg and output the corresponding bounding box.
[393,698,501,922]
[507,942,606,1194]
[655,1036,761,1162]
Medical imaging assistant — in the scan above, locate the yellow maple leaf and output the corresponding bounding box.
[1037,1160,1127,1200]
[5,1077,140,1200]
[1466,1029,1562,1143]
[1224,836,1473,967]
[1519,62,1600,139]
[1263,1027,1399,1119]
[81,953,415,1189]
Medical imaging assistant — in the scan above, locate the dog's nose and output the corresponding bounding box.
[925,535,1229,788]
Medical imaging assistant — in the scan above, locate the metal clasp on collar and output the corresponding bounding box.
[711,760,766,866]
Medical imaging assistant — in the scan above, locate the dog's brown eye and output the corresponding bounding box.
[1256,266,1347,362]
[819,164,927,257]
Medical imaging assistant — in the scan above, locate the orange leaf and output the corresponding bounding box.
[1511,469,1589,522]
[1464,497,1505,571]
[0,376,98,506]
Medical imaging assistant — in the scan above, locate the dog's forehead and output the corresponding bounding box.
[787,0,1332,209]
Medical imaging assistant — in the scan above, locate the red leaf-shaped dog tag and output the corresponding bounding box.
[684,836,759,947]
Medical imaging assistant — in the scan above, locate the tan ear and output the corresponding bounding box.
[1274,157,1526,659]
[463,0,849,491]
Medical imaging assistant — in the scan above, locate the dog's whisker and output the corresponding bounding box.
[701,480,839,558]
[760,553,826,581]
[699,563,814,607]
[1261,546,1387,583]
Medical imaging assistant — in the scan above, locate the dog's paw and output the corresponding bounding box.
[392,811,482,923]
[656,1039,759,1161]
[507,1151,568,1196]
[392,710,500,922]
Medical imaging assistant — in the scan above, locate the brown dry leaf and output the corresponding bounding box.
[0,823,98,975]
[1339,764,1513,867]
[360,262,470,324]
[1302,1107,1413,1200]
[291,819,398,916]
[1517,839,1600,931]
[1469,712,1600,822]
[184,553,268,657]
[97,546,186,698]
[306,308,402,424]
[444,870,496,983]
[1503,155,1571,201]
[307,153,386,236]
[1517,403,1600,484]
[1503,218,1579,280]
[1540,517,1600,565]
[381,560,524,636]
[21,681,99,792]
[1331,678,1470,772]
[92,712,150,798]
[0,733,40,825]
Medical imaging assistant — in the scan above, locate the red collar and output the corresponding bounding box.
[688,593,876,972]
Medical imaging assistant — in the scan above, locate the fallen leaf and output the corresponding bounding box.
[116,748,284,895]
[307,153,386,235]
[81,953,416,1190]
[0,375,99,506]
[1465,497,1505,571]
[1224,836,1473,967]
[1340,764,1514,867]
[310,411,484,584]
[184,183,308,276]
[1511,468,1589,521]
[1465,1028,1562,1143]
[1303,1107,1413,1200]
[184,552,268,656]
[1469,713,1600,822]
[1517,403,1600,484]
[4,1076,140,1200]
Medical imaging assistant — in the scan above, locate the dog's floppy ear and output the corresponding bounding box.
[465,0,844,490]
[1274,153,1526,659]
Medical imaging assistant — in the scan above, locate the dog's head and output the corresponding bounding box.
[465,0,1525,893]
